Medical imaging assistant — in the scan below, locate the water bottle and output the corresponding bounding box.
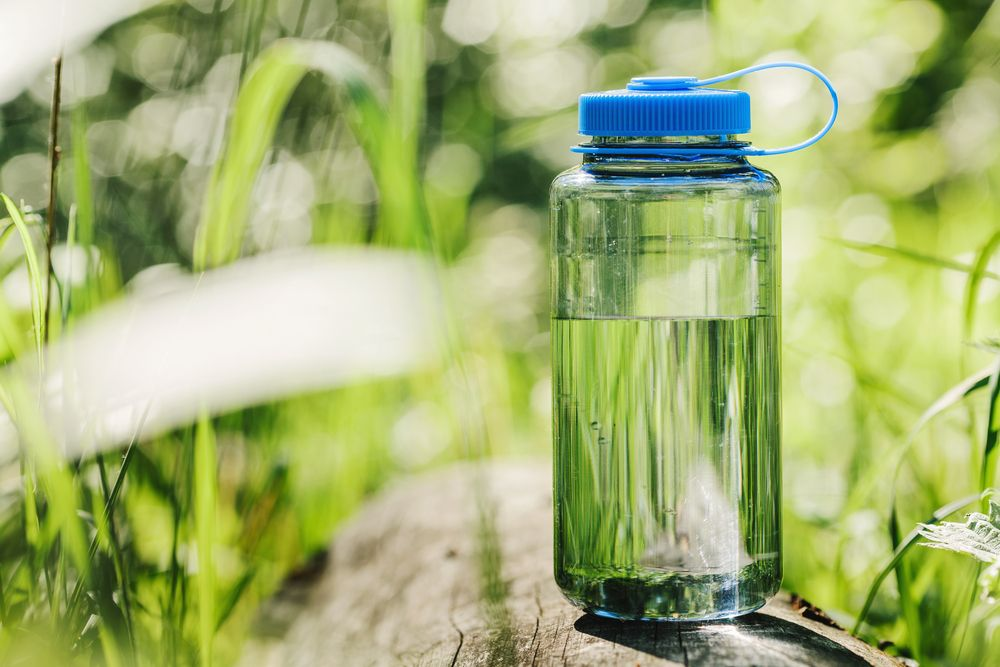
[551,62,837,621]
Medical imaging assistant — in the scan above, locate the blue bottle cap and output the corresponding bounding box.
[574,62,839,156]
[580,80,749,137]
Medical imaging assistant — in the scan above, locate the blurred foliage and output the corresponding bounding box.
[0,0,998,664]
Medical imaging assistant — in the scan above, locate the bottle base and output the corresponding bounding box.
[581,600,766,623]
[556,562,780,622]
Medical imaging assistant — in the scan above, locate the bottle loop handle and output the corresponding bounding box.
[574,61,838,157]
[700,61,838,156]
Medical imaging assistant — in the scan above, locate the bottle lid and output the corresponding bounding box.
[579,80,750,137]
[574,61,838,157]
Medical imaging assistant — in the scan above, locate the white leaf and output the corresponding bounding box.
[0,247,442,459]
[0,0,160,102]
[919,500,1000,564]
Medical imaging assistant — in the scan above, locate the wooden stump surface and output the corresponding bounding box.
[241,462,900,666]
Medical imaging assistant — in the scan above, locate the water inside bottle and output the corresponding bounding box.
[552,315,781,620]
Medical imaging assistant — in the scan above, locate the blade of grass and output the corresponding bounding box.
[0,545,6,621]
[91,550,130,660]
[43,55,62,344]
[193,39,389,269]
[0,198,80,621]
[844,365,993,515]
[71,106,94,253]
[381,0,430,249]
[98,623,124,667]
[978,358,1000,494]
[829,238,1000,281]
[1,195,45,366]
[869,364,998,647]
[905,367,994,447]
[963,230,1000,338]
[237,461,286,553]
[71,104,97,316]
[214,460,288,632]
[889,503,922,659]
[5,378,89,581]
[21,458,39,601]
[0,217,38,366]
[0,222,21,251]
[293,0,312,35]
[160,439,188,667]
[892,365,994,490]
[96,454,135,655]
[65,414,146,626]
[60,206,76,324]
[239,0,271,82]
[214,568,255,633]
[194,410,217,667]
[853,493,980,635]
[0,268,27,369]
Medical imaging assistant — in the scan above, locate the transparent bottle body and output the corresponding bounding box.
[550,139,781,620]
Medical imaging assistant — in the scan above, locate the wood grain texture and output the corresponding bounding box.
[241,462,900,666]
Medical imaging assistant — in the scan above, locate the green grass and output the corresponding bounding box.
[193,39,391,269]
[852,492,981,634]
[0,0,998,665]
[843,234,1000,659]
[194,412,217,667]
[965,231,1000,340]
[0,2,445,664]
[1,195,45,362]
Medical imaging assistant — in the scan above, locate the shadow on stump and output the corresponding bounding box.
[573,612,870,667]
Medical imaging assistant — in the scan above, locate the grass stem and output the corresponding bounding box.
[43,55,63,344]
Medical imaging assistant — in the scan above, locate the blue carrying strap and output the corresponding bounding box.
[705,61,839,156]
[573,61,838,157]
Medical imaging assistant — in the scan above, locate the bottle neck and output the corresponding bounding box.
[580,135,750,174]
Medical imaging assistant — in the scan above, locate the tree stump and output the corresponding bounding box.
[242,462,899,666]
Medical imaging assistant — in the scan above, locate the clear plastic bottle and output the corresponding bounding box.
[551,65,836,621]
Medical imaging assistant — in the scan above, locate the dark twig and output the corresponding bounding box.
[43,55,63,343]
